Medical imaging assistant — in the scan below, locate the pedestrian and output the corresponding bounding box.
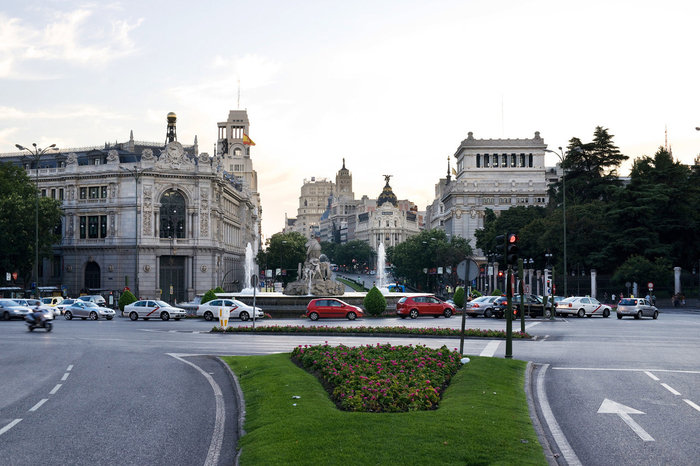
[611,293,616,303]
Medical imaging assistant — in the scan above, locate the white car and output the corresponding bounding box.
[197,298,263,322]
[556,296,611,318]
[124,300,186,321]
[13,299,56,319]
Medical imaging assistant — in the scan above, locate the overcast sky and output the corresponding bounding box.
[2,0,699,240]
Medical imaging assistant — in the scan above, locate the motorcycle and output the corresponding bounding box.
[25,312,53,332]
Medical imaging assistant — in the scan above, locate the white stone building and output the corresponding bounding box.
[1,111,261,301]
[426,131,549,258]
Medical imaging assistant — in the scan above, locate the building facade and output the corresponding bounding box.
[287,177,334,239]
[1,111,261,301]
[426,131,549,258]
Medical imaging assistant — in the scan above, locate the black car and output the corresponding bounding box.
[493,296,520,319]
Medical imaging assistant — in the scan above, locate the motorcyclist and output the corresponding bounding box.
[29,305,46,327]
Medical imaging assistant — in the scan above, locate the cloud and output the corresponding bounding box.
[0,105,130,121]
[0,8,143,78]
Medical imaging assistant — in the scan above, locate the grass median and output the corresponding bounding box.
[223,352,546,465]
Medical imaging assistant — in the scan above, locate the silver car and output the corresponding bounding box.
[0,299,33,320]
[616,298,658,320]
[465,296,500,318]
[64,301,115,320]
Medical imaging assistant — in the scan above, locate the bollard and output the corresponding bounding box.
[218,307,229,329]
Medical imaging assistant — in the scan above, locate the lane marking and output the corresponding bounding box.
[0,419,22,437]
[29,399,48,412]
[61,373,70,381]
[168,353,224,466]
[49,384,62,395]
[536,364,582,465]
[525,322,540,330]
[66,365,73,371]
[644,371,659,381]
[598,399,654,442]
[660,383,681,396]
[479,340,501,357]
[552,367,700,374]
[684,399,700,412]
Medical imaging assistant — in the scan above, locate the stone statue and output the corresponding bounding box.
[284,236,344,296]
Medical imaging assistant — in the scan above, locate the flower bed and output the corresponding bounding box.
[291,343,462,412]
[210,324,531,339]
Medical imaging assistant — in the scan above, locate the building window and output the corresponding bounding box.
[80,188,87,199]
[476,154,480,168]
[100,216,107,237]
[88,216,100,238]
[502,154,508,167]
[41,189,46,197]
[101,186,107,198]
[160,190,186,238]
[59,188,64,200]
[80,217,86,238]
[88,187,99,199]
[50,189,56,199]
[484,154,490,168]
[520,154,526,167]
[511,154,517,167]
[529,153,533,167]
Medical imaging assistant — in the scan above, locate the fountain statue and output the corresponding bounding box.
[240,243,256,294]
[284,236,344,296]
[376,243,386,288]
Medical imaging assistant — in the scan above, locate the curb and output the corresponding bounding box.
[213,356,246,466]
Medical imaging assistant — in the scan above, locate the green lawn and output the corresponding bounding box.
[223,353,546,465]
[336,277,368,292]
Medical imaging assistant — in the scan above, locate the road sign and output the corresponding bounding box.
[647,282,654,289]
[456,260,479,281]
[5,272,9,281]
[251,274,259,287]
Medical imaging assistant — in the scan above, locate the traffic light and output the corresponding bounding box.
[506,233,519,266]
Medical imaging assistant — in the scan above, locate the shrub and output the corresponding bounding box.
[491,289,503,296]
[453,287,465,308]
[363,286,386,316]
[213,286,225,293]
[118,289,137,312]
[201,289,217,304]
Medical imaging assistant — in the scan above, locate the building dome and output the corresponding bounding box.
[377,176,398,207]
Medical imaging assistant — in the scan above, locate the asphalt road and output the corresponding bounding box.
[1,308,698,465]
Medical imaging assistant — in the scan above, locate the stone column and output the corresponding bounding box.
[536,270,542,296]
[590,269,597,299]
[674,267,682,295]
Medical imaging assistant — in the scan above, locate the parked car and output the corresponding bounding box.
[396,295,454,319]
[78,295,106,306]
[306,298,364,321]
[0,299,33,320]
[556,296,611,318]
[512,294,551,317]
[55,298,78,315]
[616,298,658,320]
[465,295,501,318]
[64,301,115,320]
[124,300,186,321]
[197,298,263,321]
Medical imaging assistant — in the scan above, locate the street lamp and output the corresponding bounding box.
[15,143,58,296]
[544,146,568,297]
[120,165,152,298]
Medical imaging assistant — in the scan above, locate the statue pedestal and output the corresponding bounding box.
[284,279,345,296]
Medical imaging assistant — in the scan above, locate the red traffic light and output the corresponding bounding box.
[508,233,518,243]
[498,270,504,277]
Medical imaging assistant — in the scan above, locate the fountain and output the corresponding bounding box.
[376,243,386,288]
[284,236,344,296]
[240,243,255,294]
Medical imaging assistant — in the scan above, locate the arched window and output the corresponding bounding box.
[160,190,186,238]
[233,147,242,156]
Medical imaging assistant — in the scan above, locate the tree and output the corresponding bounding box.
[453,286,466,308]
[256,232,306,284]
[201,289,217,304]
[0,163,63,288]
[612,256,672,292]
[363,286,386,316]
[389,229,472,291]
[332,240,374,272]
[118,289,137,312]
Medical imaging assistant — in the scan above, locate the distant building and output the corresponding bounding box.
[1,111,261,300]
[286,177,334,239]
[426,131,549,258]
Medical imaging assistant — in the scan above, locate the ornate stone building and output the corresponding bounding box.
[425,131,549,258]
[285,177,334,239]
[1,111,260,301]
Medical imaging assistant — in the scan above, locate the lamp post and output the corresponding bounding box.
[120,165,152,299]
[544,147,568,297]
[15,143,58,296]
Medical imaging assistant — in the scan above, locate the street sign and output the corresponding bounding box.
[457,260,480,281]
[5,272,10,281]
[251,274,259,287]
[647,282,654,289]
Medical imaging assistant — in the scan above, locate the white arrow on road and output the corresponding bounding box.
[597,398,655,442]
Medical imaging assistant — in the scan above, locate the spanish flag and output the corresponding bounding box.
[243,133,256,146]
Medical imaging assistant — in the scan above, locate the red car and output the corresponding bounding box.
[396,295,455,319]
[306,298,364,321]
